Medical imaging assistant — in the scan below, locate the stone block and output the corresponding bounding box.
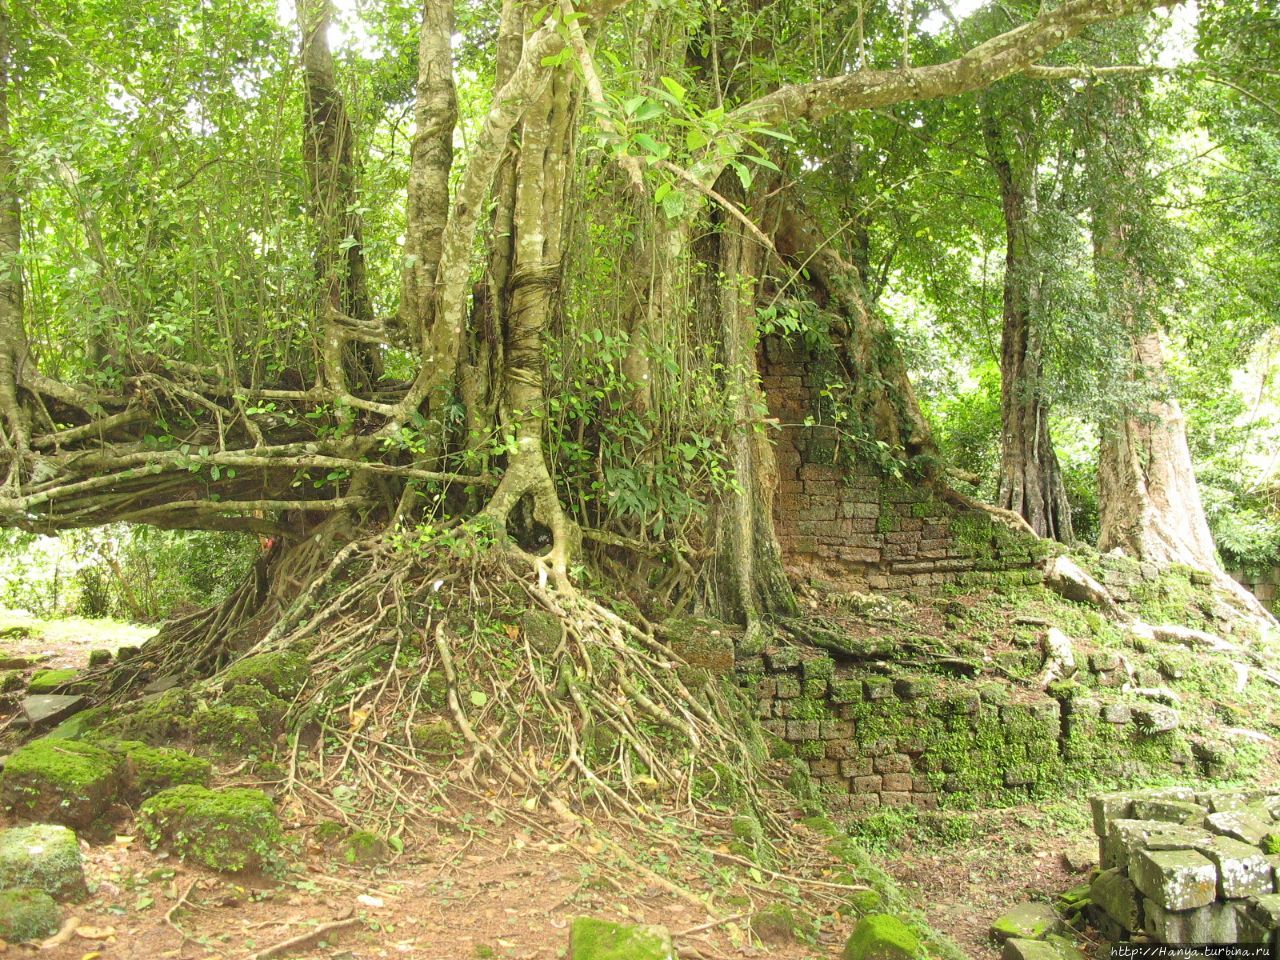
[1001,938,1082,960]
[1090,793,1134,837]
[1195,836,1274,899]
[765,647,801,671]
[826,741,857,760]
[1133,705,1179,732]
[1207,811,1272,846]
[1131,848,1218,911]
[1090,868,1141,931]
[1131,797,1208,825]
[774,676,801,699]
[863,678,893,701]
[881,791,912,807]
[991,902,1062,943]
[852,775,882,794]
[873,754,912,775]
[881,773,913,792]
[1143,898,1238,943]
[787,721,819,741]
[847,794,880,812]
[820,720,854,740]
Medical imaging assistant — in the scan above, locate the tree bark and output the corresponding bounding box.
[1097,331,1218,568]
[397,0,458,339]
[0,0,29,484]
[297,0,378,394]
[1090,87,1222,574]
[980,97,1073,542]
[705,184,797,626]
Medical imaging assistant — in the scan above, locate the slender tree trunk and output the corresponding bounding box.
[707,185,797,627]
[981,100,1073,541]
[481,67,580,583]
[397,0,457,339]
[298,0,378,393]
[0,0,29,483]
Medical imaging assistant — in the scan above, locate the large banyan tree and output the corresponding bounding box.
[0,0,1195,806]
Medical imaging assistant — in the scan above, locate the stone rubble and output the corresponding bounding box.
[1086,786,1280,947]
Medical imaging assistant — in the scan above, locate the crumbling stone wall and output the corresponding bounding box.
[738,642,1207,813]
[1230,566,1279,614]
[761,335,1046,590]
[1087,786,1280,944]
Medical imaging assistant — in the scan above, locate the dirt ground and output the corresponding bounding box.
[0,609,1107,960]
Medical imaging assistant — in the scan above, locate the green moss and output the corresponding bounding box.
[87,649,113,668]
[220,682,289,731]
[139,785,283,874]
[98,740,211,799]
[221,651,310,700]
[751,903,806,944]
[692,762,745,805]
[0,738,122,828]
[192,705,272,753]
[0,888,60,943]
[0,824,86,900]
[567,917,674,960]
[313,821,346,844]
[27,669,78,694]
[97,688,194,745]
[843,914,921,960]
[0,669,24,692]
[341,830,391,866]
[410,720,459,757]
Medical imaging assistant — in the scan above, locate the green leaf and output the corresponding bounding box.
[469,690,488,708]
[659,76,687,103]
[685,128,709,151]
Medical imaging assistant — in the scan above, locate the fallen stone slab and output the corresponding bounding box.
[1001,936,1084,960]
[0,738,122,828]
[1103,819,1211,872]
[1131,848,1218,911]
[842,913,920,960]
[568,916,676,960]
[1090,868,1141,931]
[991,903,1062,943]
[1090,793,1134,837]
[1194,836,1275,899]
[1207,811,1272,846]
[0,887,60,943]
[0,823,86,900]
[21,694,87,732]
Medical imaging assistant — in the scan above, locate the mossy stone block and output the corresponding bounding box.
[0,888,60,943]
[97,688,194,745]
[992,902,1062,942]
[1089,868,1140,931]
[410,720,459,757]
[100,741,211,799]
[0,824,86,900]
[0,739,122,828]
[750,903,804,944]
[221,651,310,700]
[842,914,920,960]
[568,917,674,960]
[341,830,392,866]
[87,649,113,668]
[27,669,77,694]
[191,705,271,753]
[220,683,289,731]
[139,785,282,873]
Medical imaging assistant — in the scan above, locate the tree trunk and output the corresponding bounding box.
[1097,330,1218,568]
[981,98,1073,542]
[298,0,378,393]
[0,0,28,484]
[705,184,797,627]
[1089,85,1241,598]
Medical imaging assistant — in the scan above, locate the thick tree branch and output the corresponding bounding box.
[731,0,1178,125]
